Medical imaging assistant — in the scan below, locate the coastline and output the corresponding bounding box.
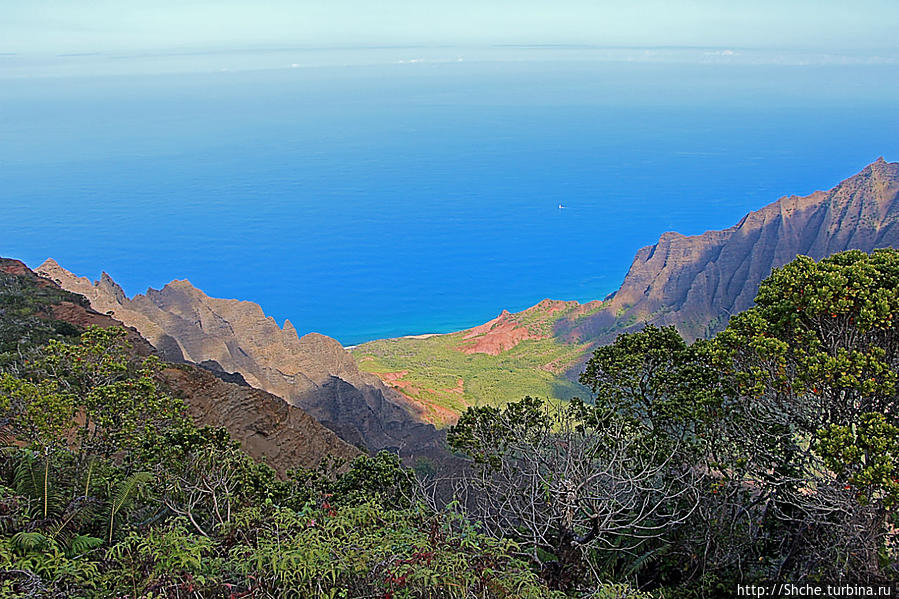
[343,332,442,350]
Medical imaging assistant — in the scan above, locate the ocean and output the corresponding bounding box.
[2,47,898,344]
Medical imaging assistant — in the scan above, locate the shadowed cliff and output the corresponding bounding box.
[557,157,899,347]
[0,258,360,475]
[353,158,899,412]
[38,260,444,457]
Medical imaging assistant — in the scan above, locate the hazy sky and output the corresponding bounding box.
[2,0,898,55]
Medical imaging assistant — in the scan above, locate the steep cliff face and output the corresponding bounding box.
[354,159,899,410]
[34,159,899,425]
[558,157,899,345]
[38,261,442,456]
[161,364,361,474]
[0,258,360,475]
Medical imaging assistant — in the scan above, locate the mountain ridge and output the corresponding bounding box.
[38,158,899,425]
[354,158,899,416]
[0,258,360,475]
[38,258,445,457]
[559,156,899,346]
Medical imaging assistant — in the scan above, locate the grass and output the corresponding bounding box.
[350,299,637,426]
[352,322,592,426]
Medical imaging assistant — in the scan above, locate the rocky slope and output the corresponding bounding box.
[34,159,899,426]
[1,258,359,475]
[355,158,899,411]
[38,261,443,456]
[557,156,899,346]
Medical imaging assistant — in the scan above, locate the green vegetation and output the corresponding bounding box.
[352,308,590,422]
[0,260,85,360]
[449,249,899,591]
[0,326,567,598]
[3,249,898,595]
[351,299,678,424]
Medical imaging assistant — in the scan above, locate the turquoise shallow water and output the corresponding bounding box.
[2,49,898,344]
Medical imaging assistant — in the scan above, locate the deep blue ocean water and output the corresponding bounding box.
[2,48,898,344]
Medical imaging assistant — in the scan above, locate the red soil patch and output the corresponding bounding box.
[376,371,466,426]
[458,310,545,356]
[529,298,571,316]
[1,259,55,289]
[447,378,464,394]
[380,370,410,386]
[0,259,31,277]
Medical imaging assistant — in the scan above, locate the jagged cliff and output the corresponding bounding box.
[354,158,899,413]
[33,159,899,426]
[557,157,899,345]
[38,261,443,456]
[0,258,359,475]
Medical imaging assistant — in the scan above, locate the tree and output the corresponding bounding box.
[0,376,74,519]
[0,327,188,551]
[448,396,700,590]
[450,249,899,589]
[31,327,188,466]
[579,324,730,454]
[578,325,742,587]
[708,249,899,581]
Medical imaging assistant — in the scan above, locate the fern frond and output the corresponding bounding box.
[112,471,153,514]
[68,534,103,557]
[48,496,101,548]
[624,546,660,577]
[12,450,66,520]
[12,531,49,553]
[13,451,41,500]
[108,471,153,543]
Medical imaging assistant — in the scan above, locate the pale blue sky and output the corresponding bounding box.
[1,0,898,55]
